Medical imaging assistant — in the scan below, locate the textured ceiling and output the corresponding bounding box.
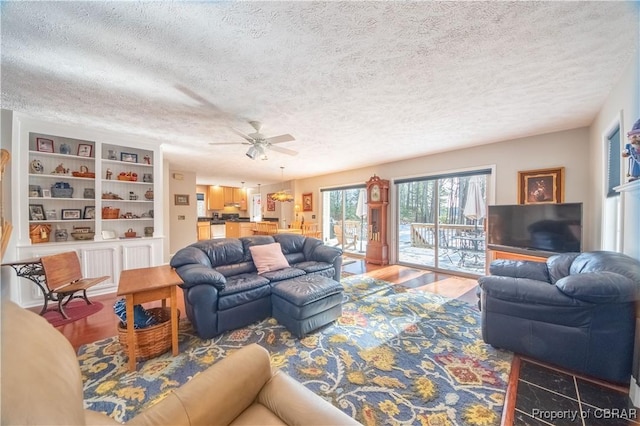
[1,1,637,186]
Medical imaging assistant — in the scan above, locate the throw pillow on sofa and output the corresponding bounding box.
[249,242,290,274]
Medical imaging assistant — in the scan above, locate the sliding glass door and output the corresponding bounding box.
[322,187,367,255]
[396,171,489,275]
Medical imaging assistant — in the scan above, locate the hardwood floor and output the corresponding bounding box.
[45,258,477,351]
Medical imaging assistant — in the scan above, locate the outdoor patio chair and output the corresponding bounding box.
[39,251,109,319]
[334,224,358,250]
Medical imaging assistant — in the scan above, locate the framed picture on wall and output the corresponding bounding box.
[174,194,189,205]
[517,167,565,204]
[266,194,276,212]
[302,192,313,211]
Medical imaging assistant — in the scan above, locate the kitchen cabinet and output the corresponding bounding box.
[209,186,246,210]
[208,186,224,210]
[225,222,254,238]
[223,187,247,209]
[197,222,211,240]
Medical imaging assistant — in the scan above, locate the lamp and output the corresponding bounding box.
[247,145,268,160]
[246,146,258,159]
[270,167,294,202]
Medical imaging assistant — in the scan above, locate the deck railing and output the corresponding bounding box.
[410,223,483,249]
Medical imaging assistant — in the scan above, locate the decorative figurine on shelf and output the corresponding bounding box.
[30,159,44,174]
[55,228,68,242]
[623,118,640,182]
[52,163,69,174]
[106,168,112,180]
[145,188,154,200]
[59,143,71,155]
[143,155,151,165]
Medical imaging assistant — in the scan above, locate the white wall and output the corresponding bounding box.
[296,127,593,248]
[168,170,197,256]
[588,43,639,256]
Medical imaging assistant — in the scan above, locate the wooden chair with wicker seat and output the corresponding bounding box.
[302,222,321,239]
[253,221,278,235]
[39,251,109,319]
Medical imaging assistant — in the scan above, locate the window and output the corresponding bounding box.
[395,169,491,275]
[607,126,621,197]
[321,186,367,254]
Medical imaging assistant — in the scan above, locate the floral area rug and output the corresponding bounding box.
[78,275,512,425]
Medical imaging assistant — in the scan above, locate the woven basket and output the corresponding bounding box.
[29,224,52,243]
[72,166,95,178]
[102,207,120,219]
[117,307,179,362]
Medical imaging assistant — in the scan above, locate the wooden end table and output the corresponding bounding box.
[117,265,183,371]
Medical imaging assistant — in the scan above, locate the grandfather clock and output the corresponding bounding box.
[365,175,389,265]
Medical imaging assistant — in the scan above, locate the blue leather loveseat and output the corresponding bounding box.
[170,234,343,339]
[478,251,640,383]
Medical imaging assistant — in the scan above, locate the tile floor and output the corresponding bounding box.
[514,359,638,425]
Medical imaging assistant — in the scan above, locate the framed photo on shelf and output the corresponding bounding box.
[61,209,82,220]
[517,167,565,204]
[83,206,96,219]
[36,138,54,153]
[302,192,313,211]
[45,210,57,220]
[174,194,189,205]
[41,189,51,198]
[121,152,138,163]
[266,194,276,212]
[29,204,46,221]
[77,143,93,157]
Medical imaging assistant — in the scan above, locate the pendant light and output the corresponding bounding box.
[270,167,294,202]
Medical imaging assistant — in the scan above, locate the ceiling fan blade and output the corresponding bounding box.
[265,134,295,144]
[269,145,298,156]
[208,142,252,146]
[230,127,256,143]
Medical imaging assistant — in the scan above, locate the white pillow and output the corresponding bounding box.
[249,242,290,274]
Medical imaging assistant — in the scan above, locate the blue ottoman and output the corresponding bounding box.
[271,275,344,338]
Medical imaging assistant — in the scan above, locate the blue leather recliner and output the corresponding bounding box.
[478,251,640,383]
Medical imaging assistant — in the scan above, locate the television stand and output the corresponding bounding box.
[488,248,553,264]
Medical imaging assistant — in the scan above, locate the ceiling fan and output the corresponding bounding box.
[209,121,297,160]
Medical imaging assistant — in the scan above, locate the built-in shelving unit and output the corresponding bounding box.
[8,114,165,309]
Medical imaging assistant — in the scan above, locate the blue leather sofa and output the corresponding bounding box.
[478,251,640,383]
[170,234,343,339]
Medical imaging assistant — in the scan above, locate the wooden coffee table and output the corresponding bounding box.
[117,265,183,371]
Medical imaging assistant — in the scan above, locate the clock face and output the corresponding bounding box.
[371,184,380,202]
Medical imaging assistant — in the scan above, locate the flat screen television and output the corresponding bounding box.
[487,203,582,254]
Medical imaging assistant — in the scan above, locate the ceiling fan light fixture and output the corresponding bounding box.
[246,146,258,159]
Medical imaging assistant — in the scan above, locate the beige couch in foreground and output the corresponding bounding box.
[1,300,360,425]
